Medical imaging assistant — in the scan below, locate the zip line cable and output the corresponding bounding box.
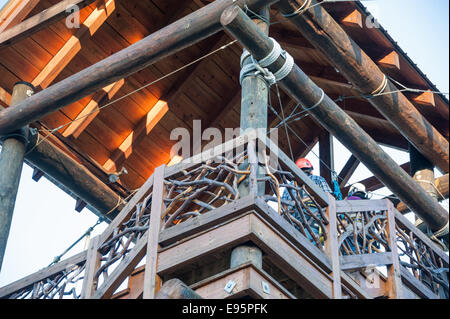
[47,217,104,268]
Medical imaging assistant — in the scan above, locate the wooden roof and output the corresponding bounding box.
[0,0,448,194]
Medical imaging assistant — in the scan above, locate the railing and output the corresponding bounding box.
[394,210,449,299]
[0,132,447,299]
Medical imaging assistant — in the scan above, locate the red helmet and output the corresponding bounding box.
[296,158,313,170]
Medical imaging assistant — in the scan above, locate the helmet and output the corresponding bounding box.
[296,158,313,170]
[349,183,367,198]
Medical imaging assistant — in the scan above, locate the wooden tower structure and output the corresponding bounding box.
[0,0,448,299]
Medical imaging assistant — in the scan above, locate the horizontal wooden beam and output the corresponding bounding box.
[0,0,97,48]
[340,252,393,271]
[192,263,294,299]
[0,101,123,220]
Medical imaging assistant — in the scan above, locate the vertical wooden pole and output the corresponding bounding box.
[319,131,334,187]
[240,6,270,136]
[385,201,403,299]
[409,142,439,238]
[81,235,101,299]
[409,143,437,200]
[325,195,342,299]
[238,6,270,198]
[234,6,270,271]
[247,139,258,195]
[143,164,166,299]
[0,82,34,270]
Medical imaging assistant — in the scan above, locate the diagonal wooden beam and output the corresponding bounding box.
[342,162,411,196]
[338,155,360,188]
[296,136,319,160]
[62,79,124,138]
[209,89,241,131]
[0,86,12,108]
[103,100,169,172]
[31,0,116,91]
[0,0,39,33]
[0,0,97,48]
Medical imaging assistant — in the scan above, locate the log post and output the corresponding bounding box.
[275,0,449,174]
[0,82,34,270]
[230,245,263,269]
[409,143,438,201]
[319,131,334,187]
[155,279,202,299]
[220,5,449,233]
[234,6,270,269]
[238,6,271,198]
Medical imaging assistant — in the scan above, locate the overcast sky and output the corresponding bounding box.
[0,0,448,288]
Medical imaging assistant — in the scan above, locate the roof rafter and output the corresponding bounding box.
[0,0,39,33]
[62,79,124,138]
[0,0,97,48]
[31,0,116,90]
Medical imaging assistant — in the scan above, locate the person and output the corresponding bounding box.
[342,183,372,255]
[281,158,333,245]
[346,183,368,200]
[295,158,333,195]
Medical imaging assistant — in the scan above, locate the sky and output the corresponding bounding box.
[0,0,449,288]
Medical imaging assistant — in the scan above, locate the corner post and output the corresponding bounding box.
[0,82,34,270]
[143,164,166,299]
[324,194,342,299]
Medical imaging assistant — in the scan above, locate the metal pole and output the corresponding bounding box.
[275,0,449,174]
[220,5,449,232]
[0,82,34,270]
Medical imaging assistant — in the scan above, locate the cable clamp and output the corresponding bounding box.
[281,0,312,18]
[370,74,388,96]
[434,221,449,238]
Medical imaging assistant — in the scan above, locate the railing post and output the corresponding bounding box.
[81,235,101,299]
[386,200,403,299]
[143,164,166,299]
[325,194,342,299]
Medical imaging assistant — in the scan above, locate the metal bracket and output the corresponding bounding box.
[224,280,237,294]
